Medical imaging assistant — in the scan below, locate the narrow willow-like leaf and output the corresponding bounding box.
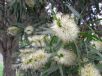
[63,2,81,18]
[41,65,59,76]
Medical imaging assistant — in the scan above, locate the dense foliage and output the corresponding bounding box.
[0,0,102,76]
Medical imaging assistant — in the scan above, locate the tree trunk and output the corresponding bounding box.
[0,0,18,76]
[0,35,19,76]
[2,35,18,76]
[2,50,16,76]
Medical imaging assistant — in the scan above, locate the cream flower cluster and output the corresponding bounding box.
[7,26,19,36]
[20,49,50,70]
[20,48,34,54]
[24,26,34,35]
[28,35,45,47]
[99,61,102,64]
[25,0,35,7]
[54,48,76,66]
[90,40,102,51]
[80,63,101,76]
[51,12,80,42]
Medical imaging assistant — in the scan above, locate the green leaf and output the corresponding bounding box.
[80,32,102,41]
[41,65,59,76]
[96,64,102,72]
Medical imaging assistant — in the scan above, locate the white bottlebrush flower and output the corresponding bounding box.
[99,61,102,64]
[54,48,76,66]
[20,53,35,70]
[90,40,102,51]
[25,0,35,7]
[19,48,35,63]
[24,26,34,35]
[28,35,45,47]
[82,58,89,63]
[20,48,34,53]
[20,49,50,70]
[7,26,19,36]
[80,63,101,76]
[51,12,80,42]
